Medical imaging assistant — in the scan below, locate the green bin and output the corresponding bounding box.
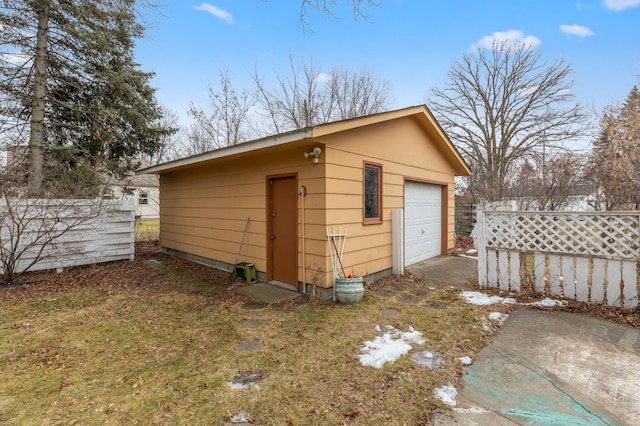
[235,262,257,283]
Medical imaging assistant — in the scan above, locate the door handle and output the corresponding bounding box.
[271,235,276,239]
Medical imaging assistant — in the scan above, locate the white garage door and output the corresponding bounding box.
[404,181,442,266]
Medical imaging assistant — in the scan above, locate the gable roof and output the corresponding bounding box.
[138,105,470,176]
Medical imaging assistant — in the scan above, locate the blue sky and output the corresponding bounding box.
[136,0,640,136]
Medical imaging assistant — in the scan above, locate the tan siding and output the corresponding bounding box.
[161,206,264,220]
[157,111,463,290]
[316,117,458,280]
[160,144,329,283]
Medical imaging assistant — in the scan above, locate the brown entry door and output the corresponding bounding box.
[268,176,298,289]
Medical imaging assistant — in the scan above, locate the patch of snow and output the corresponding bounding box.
[360,325,425,369]
[461,291,561,307]
[434,384,458,407]
[526,298,566,307]
[481,317,492,331]
[457,254,479,260]
[403,326,426,345]
[458,356,473,366]
[374,324,381,332]
[466,249,478,255]
[489,312,509,326]
[460,291,506,305]
[228,411,251,423]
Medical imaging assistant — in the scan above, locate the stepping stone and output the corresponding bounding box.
[380,308,400,317]
[228,371,264,389]
[236,340,261,353]
[239,319,262,329]
[425,301,448,310]
[398,294,420,304]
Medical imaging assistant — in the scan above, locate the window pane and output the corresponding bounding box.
[365,166,379,219]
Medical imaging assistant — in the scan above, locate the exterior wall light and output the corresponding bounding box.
[304,147,322,164]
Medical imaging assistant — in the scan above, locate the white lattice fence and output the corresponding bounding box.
[476,210,640,309]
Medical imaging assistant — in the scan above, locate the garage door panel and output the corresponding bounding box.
[405,182,441,266]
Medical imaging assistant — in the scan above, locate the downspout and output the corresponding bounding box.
[299,185,307,295]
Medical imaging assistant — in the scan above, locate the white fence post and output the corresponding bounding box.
[475,209,487,288]
[392,209,404,276]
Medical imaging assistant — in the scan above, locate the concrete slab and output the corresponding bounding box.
[407,256,477,289]
[235,282,300,304]
[433,309,640,425]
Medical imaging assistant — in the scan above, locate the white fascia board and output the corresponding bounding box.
[137,128,313,175]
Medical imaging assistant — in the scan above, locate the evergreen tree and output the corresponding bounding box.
[0,0,168,196]
[588,86,640,210]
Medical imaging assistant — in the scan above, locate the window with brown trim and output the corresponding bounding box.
[364,162,382,224]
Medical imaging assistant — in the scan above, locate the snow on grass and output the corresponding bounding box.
[526,298,566,307]
[434,384,458,406]
[360,325,425,369]
[460,291,517,305]
[489,312,509,326]
[461,291,568,307]
[458,356,473,366]
[456,254,478,259]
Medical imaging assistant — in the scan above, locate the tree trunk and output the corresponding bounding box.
[28,0,50,196]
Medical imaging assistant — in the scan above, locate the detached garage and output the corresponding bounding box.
[139,105,469,298]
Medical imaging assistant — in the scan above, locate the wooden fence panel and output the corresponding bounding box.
[487,249,498,288]
[548,254,561,294]
[534,253,547,293]
[477,210,640,309]
[591,258,606,305]
[0,199,135,276]
[575,257,590,303]
[622,261,638,309]
[508,250,520,292]
[561,256,576,300]
[455,199,475,236]
[497,250,509,292]
[606,260,621,307]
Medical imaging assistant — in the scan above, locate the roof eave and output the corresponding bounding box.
[137,128,314,175]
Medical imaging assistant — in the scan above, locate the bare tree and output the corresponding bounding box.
[328,66,391,119]
[252,57,391,135]
[298,0,381,32]
[188,70,255,151]
[147,106,183,164]
[586,85,640,210]
[180,123,219,157]
[429,40,587,202]
[252,58,331,133]
[509,153,586,210]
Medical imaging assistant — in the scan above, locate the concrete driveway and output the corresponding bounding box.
[408,256,640,426]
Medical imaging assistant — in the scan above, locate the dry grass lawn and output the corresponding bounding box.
[0,243,514,425]
[135,219,159,242]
